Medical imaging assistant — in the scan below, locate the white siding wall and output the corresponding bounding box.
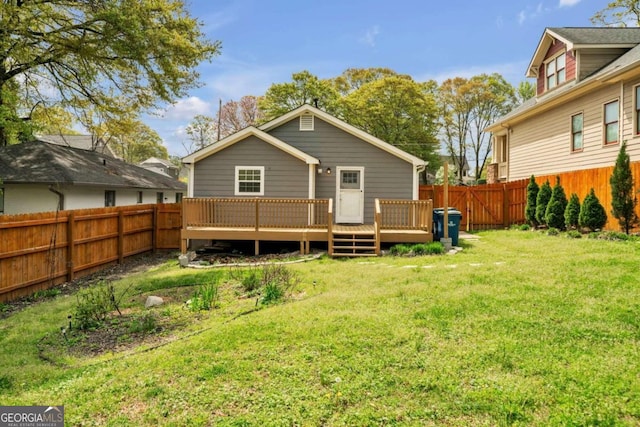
[509,80,640,181]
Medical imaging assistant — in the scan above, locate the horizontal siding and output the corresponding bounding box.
[269,117,413,223]
[578,48,628,80]
[509,80,640,180]
[193,135,308,198]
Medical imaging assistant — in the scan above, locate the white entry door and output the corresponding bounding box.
[335,167,364,223]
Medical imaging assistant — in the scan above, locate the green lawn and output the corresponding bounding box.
[2,230,640,426]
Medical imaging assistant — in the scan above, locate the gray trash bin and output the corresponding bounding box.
[433,208,462,246]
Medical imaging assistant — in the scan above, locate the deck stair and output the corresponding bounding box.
[331,225,378,257]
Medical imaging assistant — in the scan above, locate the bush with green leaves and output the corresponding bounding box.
[188,282,220,311]
[525,175,539,227]
[74,281,124,330]
[519,224,531,231]
[610,141,638,234]
[547,227,560,236]
[566,230,582,239]
[412,242,445,255]
[260,264,299,305]
[579,188,607,232]
[545,177,568,230]
[535,179,552,226]
[565,193,580,230]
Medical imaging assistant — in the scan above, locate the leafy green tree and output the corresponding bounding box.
[184,115,217,153]
[259,71,342,120]
[331,68,399,96]
[525,175,539,227]
[591,0,640,26]
[545,177,568,230]
[565,193,581,230]
[0,0,220,146]
[610,141,638,234]
[515,81,536,105]
[579,188,608,232]
[343,76,439,163]
[535,180,552,226]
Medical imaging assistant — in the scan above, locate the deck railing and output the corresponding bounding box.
[183,198,331,229]
[376,199,433,231]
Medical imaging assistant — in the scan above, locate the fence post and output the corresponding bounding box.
[67,211,75,282]
[118,209,125,264]
[503,184,510,228]
[152,204,158,253]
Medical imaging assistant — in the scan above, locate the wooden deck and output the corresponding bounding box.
[181,198,433,257]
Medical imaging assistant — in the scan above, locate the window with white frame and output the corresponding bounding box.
[137,191,143,204]
[571,113,583,152]
[604,100,619,145]
[546,52,566,90]
[635,85,640,135]
[235,166,264,195]
[105,190,116,207]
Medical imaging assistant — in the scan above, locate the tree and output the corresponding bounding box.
[259,71,342,120]
[515,81,536,105]
[184,115,217,153]
[467,74,516,181]
[610,141,639,234]
[0,0,220,146]
[535,180,552,226]
[565,193,581,230]
[525,175,539,227]
[545,177,568,230]
[591,1,640,26]
[579,188,608,231]
[331,68,399,96]
[343,76,440,164]
[108,120,168,163]
[217,96,265,138]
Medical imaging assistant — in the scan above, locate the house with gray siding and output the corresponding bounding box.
[183,104,427,225]
[486,27,640,182]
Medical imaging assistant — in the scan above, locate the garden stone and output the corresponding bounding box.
[145,296,164,308]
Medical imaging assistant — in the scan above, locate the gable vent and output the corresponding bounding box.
[300,114,314,131]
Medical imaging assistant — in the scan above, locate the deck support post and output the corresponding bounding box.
[254,240,259,255]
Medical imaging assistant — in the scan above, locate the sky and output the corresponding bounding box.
[146,0,598,157]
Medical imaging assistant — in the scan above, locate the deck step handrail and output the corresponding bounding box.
[183,197,331,229]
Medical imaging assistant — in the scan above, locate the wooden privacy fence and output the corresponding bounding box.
[0,203,181,303]
[420,181,528,231]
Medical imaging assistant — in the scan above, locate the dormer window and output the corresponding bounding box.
[300,114,314,131]
[546,52,566,90]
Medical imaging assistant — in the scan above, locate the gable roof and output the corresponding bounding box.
[140,157,176,168]
[37,134,119,158]
[258,104,427,168]
[0,141,186,190]
[488,27,640,133]
[182,126,320,165]
[527,27,640,78]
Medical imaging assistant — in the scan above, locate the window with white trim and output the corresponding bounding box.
[604,100,619,145]
[635,85,640,135]
[235,166,264,195]
[571,113,583,152]
[546,52,566,90]
[105,190,116,207]
[300,114,314,131]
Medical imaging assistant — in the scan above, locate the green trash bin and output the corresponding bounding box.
[433,208,462,246]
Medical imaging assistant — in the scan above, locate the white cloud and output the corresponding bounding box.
[359,25,380,47]
[559,0,581,7]
[160,97,212,120]
[517,2,552,25]
[518,10,527,25]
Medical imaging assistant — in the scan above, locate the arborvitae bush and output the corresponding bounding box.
[525,175,539,227]
[579,188,607,231]
[565,193,581,230]
[535,180,552,226]
[545,177,568,230]
[610,141,638,234]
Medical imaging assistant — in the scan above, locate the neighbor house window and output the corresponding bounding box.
[105,190,116,207]
[498,135,508,162]
[235,166,264,195]
[571,113,583,151]
[635,86,640,135]
[156,192,164,204]
[546,52,566,90]
[604,100,619,145]
[137,191,143,204]
[175,193,183,203]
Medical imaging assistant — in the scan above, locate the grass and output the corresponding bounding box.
[2,231,640,425]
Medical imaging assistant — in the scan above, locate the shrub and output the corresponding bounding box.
[566,230,582,239]
[525,175,539,227]
[519,224,531,231]
[535,180,552,226]
[412,242,444,255]
[74,281,123,330]
[565,193,581,230]
[597,231,630,241]
[579,188,607,232]
[260,264,299,305]
[545,177,568,230]
[241,269,262,294]
[128,312,158,333]
[389,244,412,256]
[188,282,220,311]
[547,227,560,236]
[610,141,638,234]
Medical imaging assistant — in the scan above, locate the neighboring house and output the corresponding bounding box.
[182,104,427,224]
[486,27,640,182]
[139,157,180,179]
[441,155,472,184]
[37,134,119,158]
[0,141,186,215]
